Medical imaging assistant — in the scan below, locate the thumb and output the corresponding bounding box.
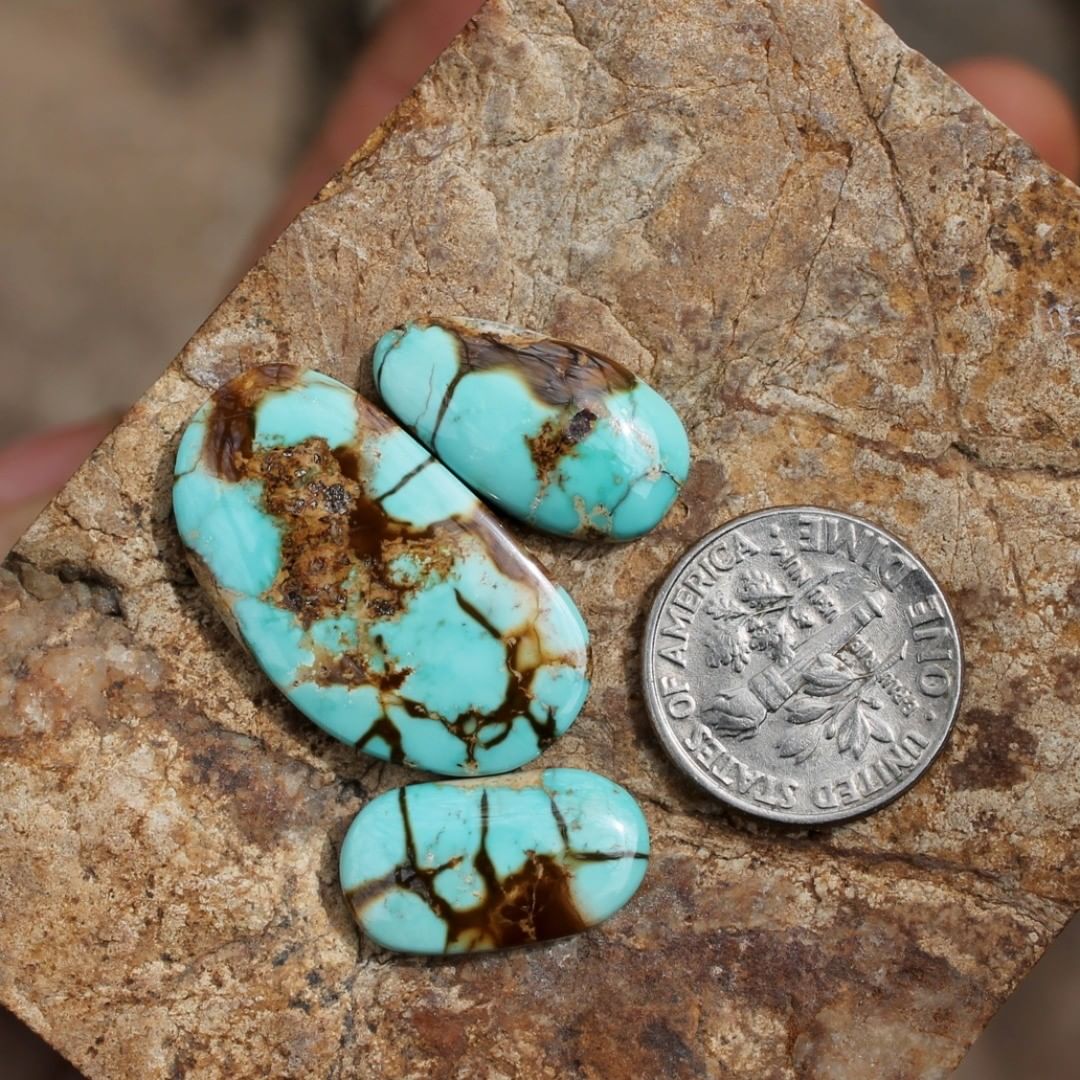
[0,418,118,556]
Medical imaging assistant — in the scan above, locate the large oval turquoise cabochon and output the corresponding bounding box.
[373,319,691,541]
[172,364,590,776]
[340,768,649,954]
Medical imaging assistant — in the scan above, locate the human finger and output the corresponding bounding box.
[860,4,1078,180]
[0,418,118,555]
[251,0,485,257]
[945,57,1080,180]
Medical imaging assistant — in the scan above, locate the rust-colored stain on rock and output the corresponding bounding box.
[2,0,1079,1077]
[948,708,1040,792]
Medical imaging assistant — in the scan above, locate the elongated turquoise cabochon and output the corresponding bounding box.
[172,364,590,776]
[373,319,691,541]
[340,768,649,954]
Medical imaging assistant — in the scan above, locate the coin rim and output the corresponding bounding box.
[642,505,966,826]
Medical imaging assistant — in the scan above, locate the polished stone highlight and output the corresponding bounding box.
[373,318,691,540]
[172,364,590,775]
[340,768,649,954]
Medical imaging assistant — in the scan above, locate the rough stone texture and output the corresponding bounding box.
[2,0,1078,1076]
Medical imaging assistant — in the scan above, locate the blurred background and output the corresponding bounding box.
[1,0,1078,1076]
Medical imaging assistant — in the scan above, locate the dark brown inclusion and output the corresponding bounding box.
[203,363,302,481]
[450,590,560,752]
[254,438,360,625]
[254,435,560,764]
[347,788,647,951]
[196,365,585,769]
[454,325,637,408]
[399,319,637,449]
[255,440,559,764]
[526,410,598,479]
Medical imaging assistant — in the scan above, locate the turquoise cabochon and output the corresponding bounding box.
[340,768,650,954]
[172,364,591,776]
[373,319,691,541]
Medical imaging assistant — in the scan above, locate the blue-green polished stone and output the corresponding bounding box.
[373,318,691,541]
[340,768,649,954]
[172,364,590,776]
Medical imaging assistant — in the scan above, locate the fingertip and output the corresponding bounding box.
[946,56,1080,181]
[0,417,118,507]
[250,0,486,258]
[0,417,119,556]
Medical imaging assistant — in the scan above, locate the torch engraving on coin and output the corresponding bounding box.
[643,508,963,824]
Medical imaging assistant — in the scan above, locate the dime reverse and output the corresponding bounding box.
[642,507,963,825]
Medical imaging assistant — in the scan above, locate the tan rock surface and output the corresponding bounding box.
[2,1,1078,1076]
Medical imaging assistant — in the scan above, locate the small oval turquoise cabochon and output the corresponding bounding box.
[172,364,590,776]
[340,768,650,954]
[373,319,691,541]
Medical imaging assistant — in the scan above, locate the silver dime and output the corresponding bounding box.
[643,507,963,825]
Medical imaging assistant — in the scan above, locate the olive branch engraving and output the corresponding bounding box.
[701,566,898,760]
[775,644,905,765]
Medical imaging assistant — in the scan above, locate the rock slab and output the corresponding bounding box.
[2,0,1078,1077]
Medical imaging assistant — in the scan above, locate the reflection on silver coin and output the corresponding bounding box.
[643,507,963,825]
